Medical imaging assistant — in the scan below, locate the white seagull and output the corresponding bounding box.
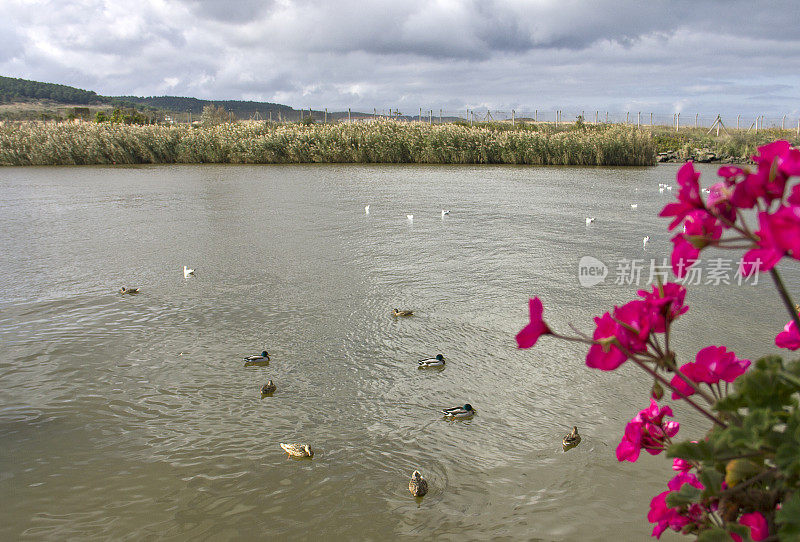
[441,209,450,216]
[183,265,195,278]
[407,214,414,222]
[630,204,638,209]
[643,236,650,249]
[585,217,595,224]
[365,205,370,214]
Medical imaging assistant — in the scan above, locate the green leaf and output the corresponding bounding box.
[777,491,800,538]
[698,527,739,542]
[667,440,715,462]
[699,468,723,497]
[665,484,702,508]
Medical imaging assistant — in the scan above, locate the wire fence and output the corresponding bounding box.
[317,108,800,132]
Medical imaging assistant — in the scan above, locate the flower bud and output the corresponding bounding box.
[651,381,664,400]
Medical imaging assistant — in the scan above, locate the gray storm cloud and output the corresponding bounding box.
[2,0,799,116]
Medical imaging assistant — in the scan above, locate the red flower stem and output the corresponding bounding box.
[770,268,800,330]
[627,356,727,428]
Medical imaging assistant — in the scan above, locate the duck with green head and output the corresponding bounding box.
[442,403,475,419]
[418,354,445,368]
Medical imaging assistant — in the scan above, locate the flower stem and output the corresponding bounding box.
[770,268,800,330]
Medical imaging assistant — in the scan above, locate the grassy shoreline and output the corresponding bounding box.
[0,121,655,166]
[1,120,797,167]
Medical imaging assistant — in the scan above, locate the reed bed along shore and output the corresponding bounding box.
[0,120,656,166]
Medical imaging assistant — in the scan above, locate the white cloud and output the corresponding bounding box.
[1,0,799,116]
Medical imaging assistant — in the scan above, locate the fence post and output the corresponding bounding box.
[650,112,653,126]
[324,108,327,123]
[348,108,351,123]
[595,110,598,124]
[676,112,680,132]
[429,110,432,125]
[797,118,799,137]
[637,111,640,128]
[439,109,442,123]
[512,109,515,126]
[606,111,608,123]
[535,109,538,122]
[626,111,629,124]
[737,114,740,131]
[695,113,698,129]
[782,114,786,130]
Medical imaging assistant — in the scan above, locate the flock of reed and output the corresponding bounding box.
[0,120,656,166]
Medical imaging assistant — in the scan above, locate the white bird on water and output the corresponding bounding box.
[441,209,450,217]
[407,214,414,222]
[643,236,650,249]
[585,217,595,224]
[183,265,195,278]
[630,204,638,209]
[365,205,370,214]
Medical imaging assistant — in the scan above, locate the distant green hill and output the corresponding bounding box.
[0,75,108,105]
[0,75,309,120]
[114,95,296,119]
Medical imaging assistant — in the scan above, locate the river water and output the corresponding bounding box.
[0,163,796,540]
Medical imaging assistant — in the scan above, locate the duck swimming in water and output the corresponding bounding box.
[244,351,270,366]
[563,426,581,451]
[442,403,475,419]
[408,470,428,497]
[280,443,313,458]
[418,354,445,368]
[119,287,139,295]
[261,379,276,395]
[392,308,413,317]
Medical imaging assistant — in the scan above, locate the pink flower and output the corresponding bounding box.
[660,162,704,230]
[671,346,750,400]
[776,319,800,350]
[613,300,651,352]
[767,205,800,258]
[586,312,628,370]
[617,399,679,462]
[731,511,769,542]
[637,282,689,332]
[672,457,692,473]
[516,297,552,348]
[648,491,689,538]
[648,472,705,539]
[706,182,736,225]
[741,211,787,275]
[667,472,704,491]
[669,210,721,276]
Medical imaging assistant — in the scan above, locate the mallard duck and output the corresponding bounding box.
[280,443,313,458]
[563,426,581,451]
[119,287,139,294]
[442,403,475,419]
[244,351,270,362]
[183,265,195,278]
[409,470,428,497]
[261,379,276,395]
[392,308,413,317]
[418,354,445,368]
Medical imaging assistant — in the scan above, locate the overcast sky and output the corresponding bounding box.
[2,0,799,119]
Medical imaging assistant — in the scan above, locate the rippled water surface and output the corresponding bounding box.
[1,164,796,540]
